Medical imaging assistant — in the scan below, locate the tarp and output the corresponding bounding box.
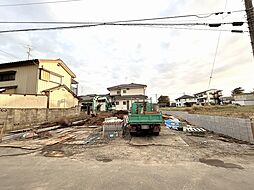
[165,118,180,130]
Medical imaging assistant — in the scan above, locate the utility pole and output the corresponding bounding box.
[27,46,31,60]
[244,0,254,58]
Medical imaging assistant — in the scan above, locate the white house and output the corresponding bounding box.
[107,83,147,110]
[232,93,254,106]
[175,95,196,107]
[194,89,222,105]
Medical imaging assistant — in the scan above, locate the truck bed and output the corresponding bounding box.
[128,114,163,124]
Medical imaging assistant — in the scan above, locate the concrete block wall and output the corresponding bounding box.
[0,106,80,132]
[162,111,254,143]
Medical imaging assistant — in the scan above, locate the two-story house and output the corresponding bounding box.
[107,83,147,110]
[175,95,196,107]
[0,59,79,108]
[194,89,222,105]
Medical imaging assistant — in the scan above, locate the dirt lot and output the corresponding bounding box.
[161,105,254,118]
[0,113,254,189]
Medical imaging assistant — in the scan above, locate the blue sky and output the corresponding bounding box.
[0,0,253,101]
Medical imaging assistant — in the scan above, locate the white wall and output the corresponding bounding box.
[233,100,254,106]
[0,94,47,108]
[115,100,130,110]
[176,98,196,107]
[110,87,145,96]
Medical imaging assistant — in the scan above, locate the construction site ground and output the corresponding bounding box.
[0,112,254,190]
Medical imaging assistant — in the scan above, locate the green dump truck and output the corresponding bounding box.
[128,101,163,136]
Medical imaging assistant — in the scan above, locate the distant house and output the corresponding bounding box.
[0,59,79,108]
[175,95,196,107]
[107,83,147,110]
[79,94,110,112]
[221,96,234,105]
[194,89,222,105]
[232,93,254,106]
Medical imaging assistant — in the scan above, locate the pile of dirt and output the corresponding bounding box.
[113,110,128,119]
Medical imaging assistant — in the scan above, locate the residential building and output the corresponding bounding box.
[221,96,234,105]
[107,83,147,110]
[232,93,254,106]
[0,59,79,108]
[194,89,222,105]
[175,95,196,107]
[79,94,110,112]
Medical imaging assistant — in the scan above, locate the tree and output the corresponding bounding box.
[231,87,244,96]
[158,95,170,107]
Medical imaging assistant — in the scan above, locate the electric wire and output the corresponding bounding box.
[140,25,249,33]
[0,49,19,59]
[0,22,248,34]
[0,21,247,25]
[0,0,85,7]
[208,0,228,89]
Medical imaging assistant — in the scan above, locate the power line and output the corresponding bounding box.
[0,8,247,24]
[0,21,247,25]
[0,8,248,34]
[0,0,85,7]
[208,0,228,90]
[0,21,248,34]
[0,49,19,59]
[141,25,248,33]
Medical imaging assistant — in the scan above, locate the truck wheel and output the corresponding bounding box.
[153,132,159,136]
[130,132,136,136]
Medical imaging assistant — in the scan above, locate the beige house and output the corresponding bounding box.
[0,59,79,108]
[107,83,147,110]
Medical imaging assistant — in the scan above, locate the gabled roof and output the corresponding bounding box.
[175,95,195,100]
[42,84,78,98]
[107,83,147,91]
[0,59,76,78]
[39,59,76,78]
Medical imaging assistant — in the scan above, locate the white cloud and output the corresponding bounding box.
[0,0,253,99]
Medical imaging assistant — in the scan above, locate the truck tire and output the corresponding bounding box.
[153,132,159,136]
[130,132,137,136]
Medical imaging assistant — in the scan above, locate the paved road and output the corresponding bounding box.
[0,154,253,190]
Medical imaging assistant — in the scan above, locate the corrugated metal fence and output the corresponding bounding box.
[162,111,254,143]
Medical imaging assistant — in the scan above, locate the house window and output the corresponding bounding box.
[40,70,50,81]
[123,90,126,93]
[117,90,121,95]
[0,71,16,82]
[123,101,126,105]
[126,88,129,90]
[116,101,119,105]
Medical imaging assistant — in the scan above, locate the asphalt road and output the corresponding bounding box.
[0,154,254,190]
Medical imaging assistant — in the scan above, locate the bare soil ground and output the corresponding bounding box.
[2,119,252,167]
[1,113,254,190]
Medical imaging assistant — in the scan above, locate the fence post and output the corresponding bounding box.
[250,117,254,141]
[0,123,5,142]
